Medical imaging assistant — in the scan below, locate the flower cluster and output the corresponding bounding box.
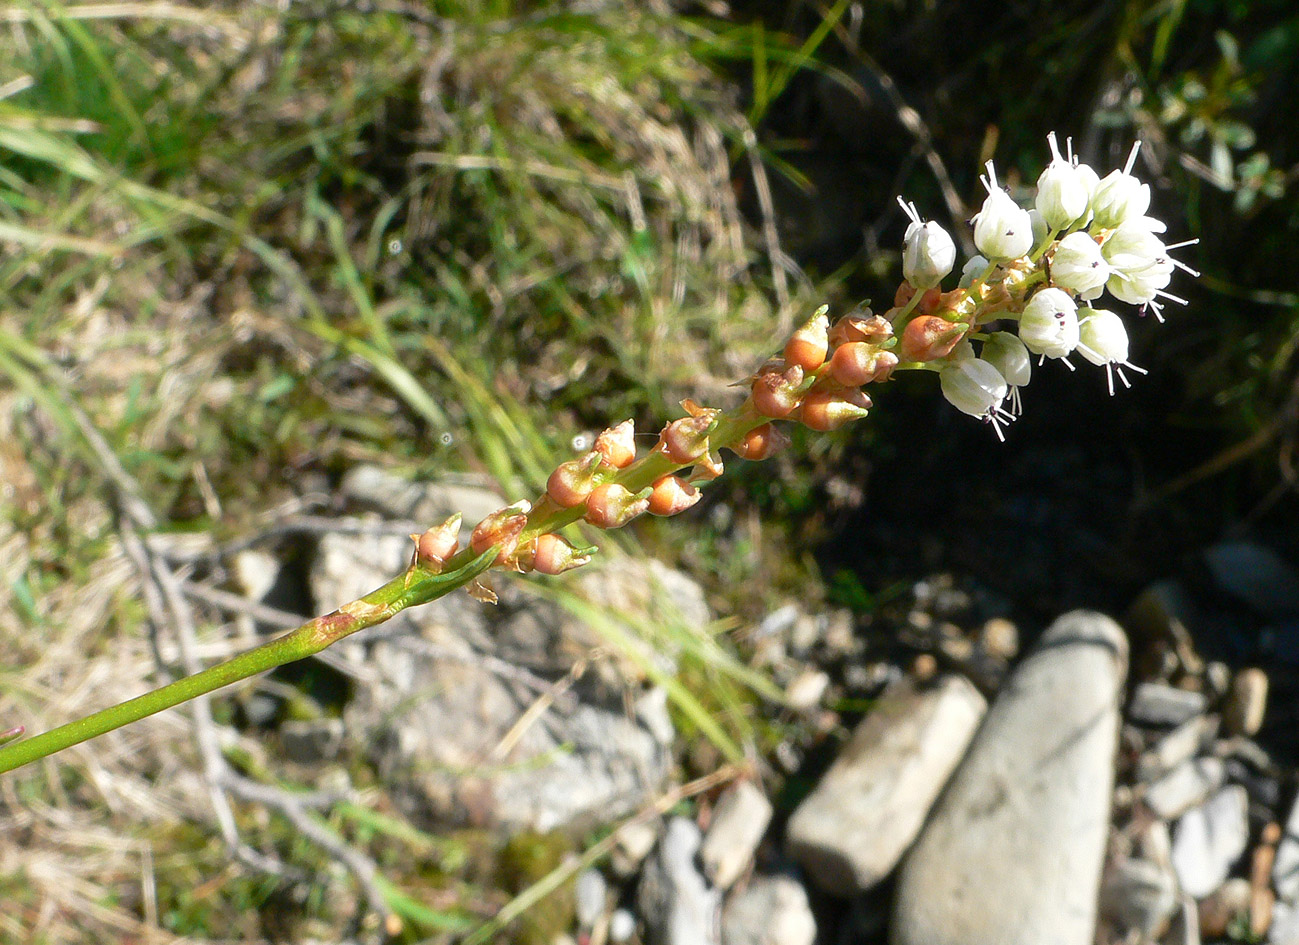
[427,134,1198,580]
[895,133,1198,435]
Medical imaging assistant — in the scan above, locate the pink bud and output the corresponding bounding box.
[546,451,603,508]
[751,364,804,419]
[799,387,872,431]
[595,420,636,469]
[733,423,789,461]
[526,534,594,575]
[828,313,893,347]
[898,315,966,362]
[584,482,650,529]
[414,514,461,570]
[829,343,899,386]
[660,415,713,464]
[648,475,701,516]
[783,306,830,372]
[470,502,531,564]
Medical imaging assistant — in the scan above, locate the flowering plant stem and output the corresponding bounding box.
[0,404,769,775]
[0,548,498,774]
[1,133,1197,776]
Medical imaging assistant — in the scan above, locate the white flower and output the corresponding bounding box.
[1050,231,1110,297]
[1102,221,1165,271]
[940,358,1014,439]
[980,331,1032,414]
[1102,221,1199,318]
[898,197,956,289]
[1019,287,1079,360]
[1036,133,1091,230]
[959,254,990,288]
[1103,222,1173,307]
[1028,208,1049,249]
[1074,162,1100,207]
[972,162,1034,260]
[1077,308,1148,394]
[1090,141,1152,229]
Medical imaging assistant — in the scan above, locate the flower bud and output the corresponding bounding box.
[1049,231,1109,297]
[980,331,1032,388]
[414,514,461,570]
[594,420,636,469]
[828,312,893,347]
[751,364,804,419]
[898,315,966,362]
[980,331,1031,415]
[733,423,788,461]
[690,451,724,481]
[899,198,956,289]
[648,475,701,516]
[784,306,830,372]
[1035,132,1091,230]
[546,451,603,508]
[1102,222,1177,305]
[1027,208,1049,248]
[1018,287,1079,359]
[973,163,1034,260]
[526,534,594,575]
[799,386,872,431]
[1077,307,1146,393]
[584,482,651,529]
[1090,142,1151,230]
[659,415,713,464]
[940,358,1008,419]
[829,342,898,386]
[1076,308,1129,365]
[959,254,990,289]
[914,287,944,315]
[470,501,531,563]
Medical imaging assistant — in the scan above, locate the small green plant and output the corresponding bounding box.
[0,132,1198,776]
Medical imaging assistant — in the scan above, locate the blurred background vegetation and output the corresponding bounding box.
[1,0,1296,941]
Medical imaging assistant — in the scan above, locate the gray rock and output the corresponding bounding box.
[1146,757,1227,820]
[340,464,503,538]
[1171,785,1249,898]
[309,491,704,831]
[722,874,816,945]
[1204,542,1299,617]
[1137,716,1218,782]
[785,670,830,713]
[1129,682,1208,727]
[611,821,660,879]
[1099,857,1179,941]
[1225,668,1269,736]
[638,817,721,945]
[1272,902,1299,944]
[700,781,773,890]
[1274,791,1299,903]
[892,611,1127,945]
[786,674,986,896]
[609,908,637,943]
[575,868,607,929]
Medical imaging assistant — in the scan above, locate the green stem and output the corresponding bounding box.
[0,395,773,776]
[0,548,496,774]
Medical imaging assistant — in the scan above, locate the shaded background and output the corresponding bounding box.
[1,0,1297,941]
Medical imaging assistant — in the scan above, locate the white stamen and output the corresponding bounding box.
[1123,140,1142,176]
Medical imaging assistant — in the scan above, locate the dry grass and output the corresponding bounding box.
[0,1,801,940]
